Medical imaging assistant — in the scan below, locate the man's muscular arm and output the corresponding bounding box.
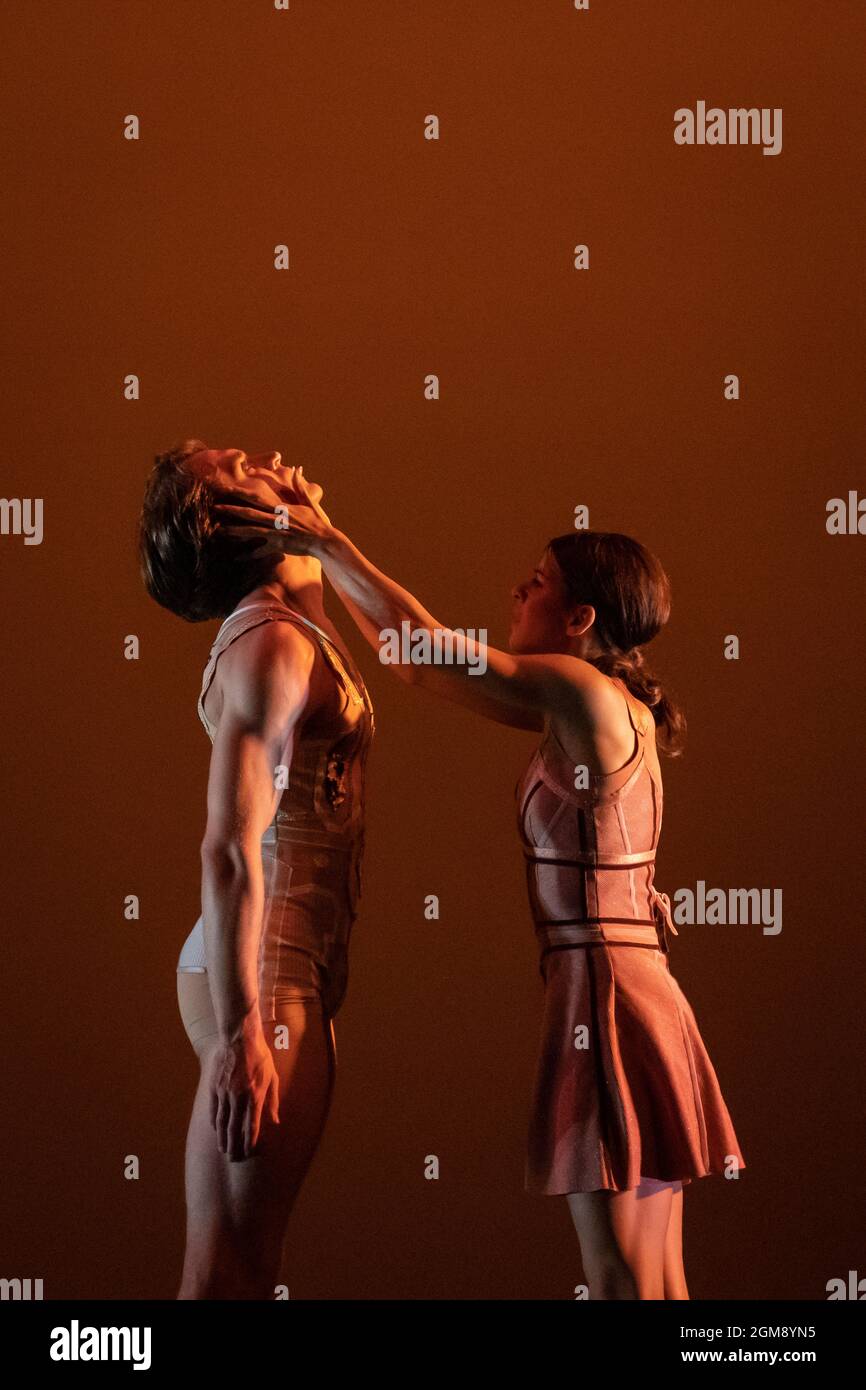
[200,620,315,1043]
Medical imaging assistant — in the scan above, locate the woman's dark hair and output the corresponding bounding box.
[137,439,278,622]
[547,531,686,757]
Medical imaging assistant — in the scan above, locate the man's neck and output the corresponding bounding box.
[238,556,328,628]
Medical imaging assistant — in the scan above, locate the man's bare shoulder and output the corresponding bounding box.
[216,618,317,724]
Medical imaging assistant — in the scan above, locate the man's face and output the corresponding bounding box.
[181,441,325,510]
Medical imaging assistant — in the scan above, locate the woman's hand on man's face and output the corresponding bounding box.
[213,466,336,559]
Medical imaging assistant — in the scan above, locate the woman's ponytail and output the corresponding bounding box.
[546,531,687,758]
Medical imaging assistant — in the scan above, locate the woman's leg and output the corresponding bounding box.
[176,970,336,1300]
[662,1184,689,1299]
[566,1178,675,1299]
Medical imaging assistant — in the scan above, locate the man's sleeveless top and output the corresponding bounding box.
[195,599,374,858]
[176,599,374,994]
[186,598,374,939]
[516,677,677,961]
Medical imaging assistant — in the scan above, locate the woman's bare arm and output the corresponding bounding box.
[324,571,544,731]
[312,527,594,726]
[214,477,591,730]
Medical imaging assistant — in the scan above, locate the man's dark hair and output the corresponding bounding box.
[137,439,278,622]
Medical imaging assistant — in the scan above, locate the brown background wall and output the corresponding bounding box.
[1,0,864,1300]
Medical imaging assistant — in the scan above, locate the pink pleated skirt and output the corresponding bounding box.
[525,942,746,1195]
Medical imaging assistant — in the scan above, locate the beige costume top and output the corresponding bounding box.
[177,599,375,1021]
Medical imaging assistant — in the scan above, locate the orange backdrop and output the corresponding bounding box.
[1,0,864,1299]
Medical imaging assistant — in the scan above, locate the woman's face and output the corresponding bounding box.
[182,441,325,510]
[509,548,579,654]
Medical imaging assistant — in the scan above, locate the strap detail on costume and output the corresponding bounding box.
[649,886,678,952]
[537,923,661,949]
[199,602,373,738]
[543,722,645,799]
[610,674,651,741]
[197,608,291,737]
[522,847,657,867]
[532,883,679,955]
[272,608,373,725]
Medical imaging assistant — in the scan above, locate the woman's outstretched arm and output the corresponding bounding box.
[216,470,595,730]
[321,531,545,731]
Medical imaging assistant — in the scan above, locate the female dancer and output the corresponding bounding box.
[138,441,374,1299]
[218,468,746,1301]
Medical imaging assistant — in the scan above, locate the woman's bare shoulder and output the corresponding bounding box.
[551,671,654,775]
